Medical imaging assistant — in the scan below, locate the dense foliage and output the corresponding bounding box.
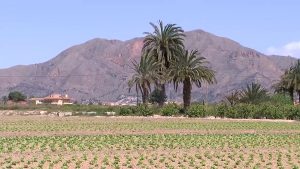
[239,83,269,104]
[149,88,167,105]
[274,60,300,102]
[8,91,26,102]
[169,50,215,109]
[128,55,161,104]
[160,103,181,116]
[129,21,215,108]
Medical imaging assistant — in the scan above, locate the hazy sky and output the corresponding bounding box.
[0,0,299,68]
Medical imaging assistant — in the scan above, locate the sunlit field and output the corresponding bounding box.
[0,116,300,169]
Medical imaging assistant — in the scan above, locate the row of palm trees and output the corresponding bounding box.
[274,60,300,102]
[128,21,216,109]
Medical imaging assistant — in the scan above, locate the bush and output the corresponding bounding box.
[233,104,254,118]
[160,104,180,116]
[186,104,207,117]
[268,94,292,105]
[134,105,154,116]
[216,104,227,118]
[225,106,237,118]
[259,103,281,119]
[283,105,300,120]
[119,107,135,116]
[8,91,26,102]
[149,88,167,104]
[215,103,300,120]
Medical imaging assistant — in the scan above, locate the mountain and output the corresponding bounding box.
[0,30,296,102]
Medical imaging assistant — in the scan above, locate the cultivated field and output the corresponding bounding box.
[0,116,300,169]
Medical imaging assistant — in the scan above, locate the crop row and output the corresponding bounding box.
[1,147,300,169]
[0,117,300,132]
[1,134,300,154]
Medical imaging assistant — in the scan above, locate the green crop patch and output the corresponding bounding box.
[0,116,300,168]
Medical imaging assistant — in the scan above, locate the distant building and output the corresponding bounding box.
[29,94,73,105]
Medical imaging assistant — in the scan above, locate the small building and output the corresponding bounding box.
[29,98,44,105]
[29,94,73,105]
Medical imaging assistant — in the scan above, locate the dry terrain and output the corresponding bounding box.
[0,116,300,168]
[0,29,295,102]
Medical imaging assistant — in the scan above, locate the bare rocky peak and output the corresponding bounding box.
[0,30,296,102]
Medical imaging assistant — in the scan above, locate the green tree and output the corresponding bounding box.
[149,88,167,104]
[8,91,26,102]
[274,60,300,103]
[286,60,300,102]
[128,54,160,104]
[240,83,269,104]
[143,20,185,106]
[273,69,294,101]
[169,50,216,109]
[268,93,292,105]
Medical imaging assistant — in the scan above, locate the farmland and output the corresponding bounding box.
[0,116,300,168]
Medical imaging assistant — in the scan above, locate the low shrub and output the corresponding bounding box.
[259,103,282,119]
[134,105,154,116]
[216,104,227,118]
[160,104,180,116]
[283,105,300,120]
[186,104,206,117]
[119,107,135,116]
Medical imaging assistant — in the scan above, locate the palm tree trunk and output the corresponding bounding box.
[142,85,149,105]
[183,78,192,110]
[158,84,166,106]
[297,90,300,104]
[289,88,294,102]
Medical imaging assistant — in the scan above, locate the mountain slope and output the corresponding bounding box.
[0,30,296,102]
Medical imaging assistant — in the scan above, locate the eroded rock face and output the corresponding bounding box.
[0,29,296,102]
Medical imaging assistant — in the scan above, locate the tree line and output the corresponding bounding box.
[128,21,300,109]
[128,21,215,109]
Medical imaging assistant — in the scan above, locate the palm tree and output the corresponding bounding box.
[169,50,216,109]
[286,60,300,102]
[240,82,268,104]
[143,20,185,105]
[224,90,241,106]
[273,69,294,101]
[128,54,160,104]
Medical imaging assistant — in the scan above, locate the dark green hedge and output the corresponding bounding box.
[185,103,300,120]
[1,102,300,119]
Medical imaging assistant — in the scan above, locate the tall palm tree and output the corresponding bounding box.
[286,60,300,102]
[273,69,294,101]
[128,54,160,104]
[240,82,268,104]
[169,50,216,109]
[143,20,185,105]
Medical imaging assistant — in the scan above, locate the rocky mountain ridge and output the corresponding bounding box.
[0,29,296,103]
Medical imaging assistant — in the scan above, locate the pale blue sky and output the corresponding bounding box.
[0,0,299,68]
